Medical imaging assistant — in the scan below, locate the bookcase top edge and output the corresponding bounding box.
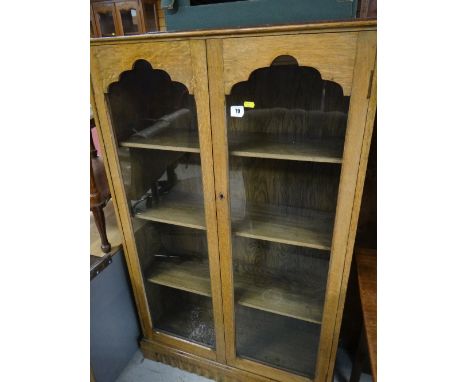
[90,19,377,46]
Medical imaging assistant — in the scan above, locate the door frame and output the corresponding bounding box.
[90,39,226,363]
[206,30,376,382]
[115,0,145,35]
[92,2,121,37]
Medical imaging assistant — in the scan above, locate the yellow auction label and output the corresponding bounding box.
[243,101,255,108]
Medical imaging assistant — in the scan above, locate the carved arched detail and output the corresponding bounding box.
[222,32,358,95]
[92,40,194,93]
[228,56,349,113]
[106,59,197,143]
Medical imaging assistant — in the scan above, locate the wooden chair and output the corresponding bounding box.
[91,117,111,253]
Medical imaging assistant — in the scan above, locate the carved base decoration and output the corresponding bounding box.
[141,339,272,382]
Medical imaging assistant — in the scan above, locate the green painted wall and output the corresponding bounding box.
[163,0,357,31]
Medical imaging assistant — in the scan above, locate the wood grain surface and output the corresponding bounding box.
[206,38,239,365]
[190,38,228,362]
[90,199,123,257]
[229,133,343,163]
[147,260,211,297]
[91,20,377,382]
[235,273,325,324]
[93,40,195,92]
[146,257,326,324]
[222,33,358,95]
[135,193,206,230]
[356,248,377,381]
[236,305,321,378]
[91,20,376,45]
[232,204,334,250]
[121,129,200,152]
[141,338,272,382]
[320,31,377,382]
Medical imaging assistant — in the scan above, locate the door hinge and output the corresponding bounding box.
[367,70,375,99]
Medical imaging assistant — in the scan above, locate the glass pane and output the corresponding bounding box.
[190,0,248,5]
[143,3,157,32]
[97,10,116,37]
[106,60,215,348]
[120,8,140,35]
[226,56,349,378]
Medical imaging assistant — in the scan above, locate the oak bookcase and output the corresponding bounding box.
[91,20,377,382]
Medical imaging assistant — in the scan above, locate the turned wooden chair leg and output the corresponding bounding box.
[90,133,112,254]
[91,204,111,253]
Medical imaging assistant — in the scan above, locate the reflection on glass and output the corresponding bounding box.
[190,0,247,5]
[120,8,140,35]
[143,3,158,32]
[136,222,215,347]
[97,11,116,37]
[125,152,205,228]
[149,286,215,347]
[227,57,350,377]
[236,305,320,376]
[106,60,214,348]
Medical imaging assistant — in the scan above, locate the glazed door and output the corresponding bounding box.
[207,31,376,382]
[91,40,226,362]
[93,2,119,37]
[141,0,159,33]
[91,8,98,37]
[115,1,144,35]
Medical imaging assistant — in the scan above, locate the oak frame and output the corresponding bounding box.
[91,38,225,363]
[114,0,145,36]
[90,20,377,382]
[92,2,121,37]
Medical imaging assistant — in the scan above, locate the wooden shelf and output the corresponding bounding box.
[229,133,343,163]
[236,305,320,378]
[135,195,206,230]
[146,259,325,323]
[147,260,211,297]
[121,129,200,153]
[232,205,334,250]
[235,274,325,324]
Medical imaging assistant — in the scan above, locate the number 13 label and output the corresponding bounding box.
[230,106,244,118]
